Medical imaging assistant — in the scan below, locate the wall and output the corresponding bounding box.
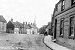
[4,23,6,32]
[0,22,6,33]
[27,29,31,34]
[54,0,72,16]
[14,28,19,34]
[55,4,75,50]
[65,0,71,9]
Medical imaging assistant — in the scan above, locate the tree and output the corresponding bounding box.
[39,25,47,35]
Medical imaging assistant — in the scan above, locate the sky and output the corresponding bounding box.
[0,0,59,28]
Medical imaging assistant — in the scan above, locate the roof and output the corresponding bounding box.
[0,15,7,23]
[23,23,38,29]
[23,24,31,29]
[46,22,51,29]
[13,21,23,28]
[30,24,37,29]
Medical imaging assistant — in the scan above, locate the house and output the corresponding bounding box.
[29,23,38,34]
[7,19,23,34]
[22,22,30,34]
[8,18,38,34]
[52,0,75,49]
[23,22,38,34]
[0,15,7,33]
[6,19,14,33]
[46,22,52,35]
[13,21,23,34]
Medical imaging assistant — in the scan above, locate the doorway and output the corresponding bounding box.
[54,19,57,39]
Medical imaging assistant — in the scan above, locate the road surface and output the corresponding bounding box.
[0,33,51,50]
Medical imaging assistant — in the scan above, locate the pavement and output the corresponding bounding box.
[44,35,71,50]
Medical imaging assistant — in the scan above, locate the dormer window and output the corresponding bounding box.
[71,0,75,5]
[61,0,65,11]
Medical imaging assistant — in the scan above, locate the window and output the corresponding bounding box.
[69,16,75,39]
[55,4,58,11]
[54,19,57,39]
[71,0,75,5]
[60,18,64,37]
[2,26,4,31]
[73,0,75,3]
[61,0,65,11]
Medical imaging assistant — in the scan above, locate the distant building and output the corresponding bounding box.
[7,18,38,34]
[22,22,30,34]
[0,15,7,33]
[6,19,14,33]
[23,22,38,34]
[46,22,52,35]
[52,0,75,49]
[29,23,38,34]
[7,19,23,34]
[13,21,23,34]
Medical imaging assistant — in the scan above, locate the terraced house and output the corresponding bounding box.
[52,0,75,49]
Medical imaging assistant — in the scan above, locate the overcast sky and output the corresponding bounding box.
[0,0,59,28]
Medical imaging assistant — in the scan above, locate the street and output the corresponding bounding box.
[0,33,51,50]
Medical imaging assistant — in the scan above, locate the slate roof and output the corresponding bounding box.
[0,15,7,23]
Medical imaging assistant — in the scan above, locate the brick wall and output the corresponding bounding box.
[53,0,75,49]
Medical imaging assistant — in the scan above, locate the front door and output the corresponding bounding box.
[54,19,57,39]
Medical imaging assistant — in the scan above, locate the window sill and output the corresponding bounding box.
[59,35,63,38]
[68,36,74,39]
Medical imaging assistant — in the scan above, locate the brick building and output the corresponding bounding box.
[52,0,75,49]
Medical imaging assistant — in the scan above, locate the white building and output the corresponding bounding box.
[0,15,7,33]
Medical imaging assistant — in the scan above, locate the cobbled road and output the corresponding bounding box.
[0,33,51,50]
